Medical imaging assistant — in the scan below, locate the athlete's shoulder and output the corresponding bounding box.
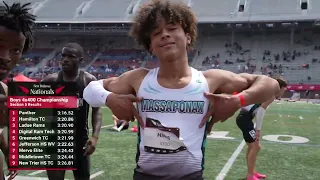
[0,81,8,95]
[83,71,97,82]
[201,69,233,78]
[42,73,59,82]
[123,67,150,78]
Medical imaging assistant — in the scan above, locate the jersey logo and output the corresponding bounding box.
[249,130,256,139]
[141,99,205,114]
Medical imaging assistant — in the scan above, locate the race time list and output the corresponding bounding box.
[7,82,79,171]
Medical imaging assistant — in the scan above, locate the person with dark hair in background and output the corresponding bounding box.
[42,43,102,180]
[0,1,36,179]
[305,89,310,102]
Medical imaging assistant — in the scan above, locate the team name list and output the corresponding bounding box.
[8,82,78,171]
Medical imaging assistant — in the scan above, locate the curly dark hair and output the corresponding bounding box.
[130,0,197,53]
[0,1,36,53]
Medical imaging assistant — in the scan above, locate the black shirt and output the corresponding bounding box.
[57,71,90,140]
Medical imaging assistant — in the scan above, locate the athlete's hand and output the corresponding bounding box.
[106,93,144,128]
[206,117,216,134]
[83,136,98,156]
[255,130,261,142]
[200,93,241,128]
[7,170,18,180]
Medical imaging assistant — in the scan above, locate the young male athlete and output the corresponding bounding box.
[0,2,35,179]
[235,78,287,180]
[112,115,130,132]
[42,43,102,180]
[83,0,280,179]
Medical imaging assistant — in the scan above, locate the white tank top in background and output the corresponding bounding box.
[136,67,210,177]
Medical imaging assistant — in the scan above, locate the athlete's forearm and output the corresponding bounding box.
[91,107,102,137]
[239,75,279,106]
[83,79,112,107]
[255,107,266,130]
[0,135,9,165]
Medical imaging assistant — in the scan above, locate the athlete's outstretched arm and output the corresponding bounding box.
[0,133,18,179]
[206,69,280,106]
[83,75,103,156]
[0,134,8,166]
[83,68,147,127]
[83,68,147,107]
[200,70,280,126]
[87,75,103,139]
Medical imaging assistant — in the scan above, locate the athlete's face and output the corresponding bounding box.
[60,47,82,72]
[0,26,25,80]
[276,87,286,98]
[150,19,191,62]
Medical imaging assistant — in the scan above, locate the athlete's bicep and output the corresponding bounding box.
[103,68,147,94]
[218,72,255,94]
[205,69,252,94]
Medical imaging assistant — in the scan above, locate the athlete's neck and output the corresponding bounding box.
[62,69,79,81]
[158,55,190,79]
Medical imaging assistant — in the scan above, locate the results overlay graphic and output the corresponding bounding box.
[7,82,78,170]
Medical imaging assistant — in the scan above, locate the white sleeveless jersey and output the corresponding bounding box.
[136,67,210,177]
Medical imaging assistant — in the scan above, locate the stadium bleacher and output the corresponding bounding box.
[2,1,320,180]
[3,0,320,85]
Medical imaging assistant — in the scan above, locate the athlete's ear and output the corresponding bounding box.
[185,33,191,45]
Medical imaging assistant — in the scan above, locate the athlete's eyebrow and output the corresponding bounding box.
[0,38,23,48]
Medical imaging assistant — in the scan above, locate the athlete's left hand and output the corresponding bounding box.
[7,170,18,180]
[199,93,241,128]
[83,136,98,156]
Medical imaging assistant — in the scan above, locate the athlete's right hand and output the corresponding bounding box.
[255,130,261,141]
[206,117,216,134]
[106,93,144,128]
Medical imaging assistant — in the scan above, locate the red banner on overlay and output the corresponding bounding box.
[7,96,78,108]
